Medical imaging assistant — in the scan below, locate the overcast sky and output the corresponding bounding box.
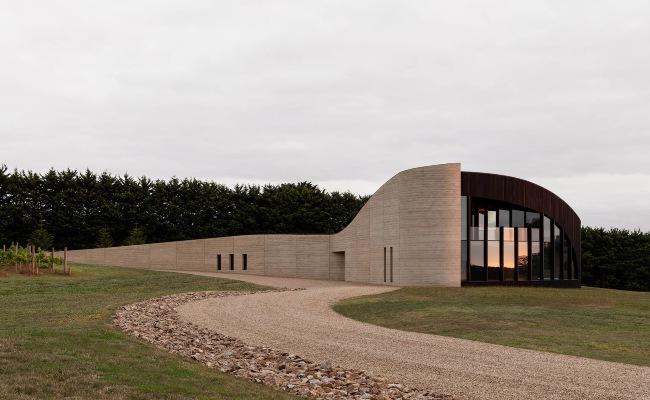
[1,1,649,230]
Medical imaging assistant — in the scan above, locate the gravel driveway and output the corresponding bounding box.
[174,272,649,400]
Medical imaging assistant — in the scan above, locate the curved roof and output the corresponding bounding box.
[461,171,581,248]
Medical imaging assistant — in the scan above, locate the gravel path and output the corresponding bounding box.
[115,289,447,399]
[174,272,649,400]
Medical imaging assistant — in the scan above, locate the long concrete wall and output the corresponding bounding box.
[60,163,462,287]
[61,234,336,280]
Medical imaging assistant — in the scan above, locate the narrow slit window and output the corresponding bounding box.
[242,253,248,270]
[389,246,394,283]
[229,254,234,271]
[217,254,221,271]
[383,247,387,282]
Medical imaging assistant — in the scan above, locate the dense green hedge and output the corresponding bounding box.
[0,165,367,249]
[581,227,650,291]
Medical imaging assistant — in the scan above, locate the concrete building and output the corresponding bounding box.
[63,163,581,287]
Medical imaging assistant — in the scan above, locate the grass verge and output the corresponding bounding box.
[333,286,650,366]
[0,264,296,400]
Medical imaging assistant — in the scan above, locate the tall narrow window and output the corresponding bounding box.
[554,224,562,279]
[525,212,541,280]
[498,209,510,227]
[461,197,468,282]
[566,245,572,280]
[512,210,525,227]
[516,228,528,280]
[470,204,486,281]
[389,246,393,283]
[229,254,234,271]
[543,216,551,242]
[471,207,485,240]
[531,239,541,281]
[487,210,497,228]
[470,241,485,280]
[242,253,248,270]
[563,235,569,280]
[487,208,500,281]
[217,254,221,271]
[543,217,552,280]
[487,228,500,281]
[383,247,387,283]
[503,228,515,281]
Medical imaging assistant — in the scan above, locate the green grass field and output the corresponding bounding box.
[0,264,295,400]
[334,286,650,366]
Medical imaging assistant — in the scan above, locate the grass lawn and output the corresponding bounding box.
[333,286,650,366]
[0,264,296,400]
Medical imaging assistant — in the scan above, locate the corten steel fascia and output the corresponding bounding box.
[460,171,581,260]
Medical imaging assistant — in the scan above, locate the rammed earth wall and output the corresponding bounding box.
[60,164,463,287]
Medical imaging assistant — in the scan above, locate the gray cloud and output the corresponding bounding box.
[1,1,649,229]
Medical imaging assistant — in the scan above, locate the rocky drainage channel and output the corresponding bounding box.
[114,290,451,400]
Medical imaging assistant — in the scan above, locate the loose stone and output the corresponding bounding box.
[114,290,451,400]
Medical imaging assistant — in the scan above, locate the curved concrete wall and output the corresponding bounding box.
[60,163,462,287]
[331,163,461,286]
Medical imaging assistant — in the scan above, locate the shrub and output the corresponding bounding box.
[29,228,54,250]
[96,228,113,248]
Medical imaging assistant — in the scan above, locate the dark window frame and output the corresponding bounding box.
[499,226,504,281]
[464,196,575,284]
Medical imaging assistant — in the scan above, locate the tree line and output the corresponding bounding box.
[581,227,650,291]
[1,165,647,291]
[0,165,368,250]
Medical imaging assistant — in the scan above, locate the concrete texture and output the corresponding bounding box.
[176,272,649,400]
[59,163,463,287]
[331,163,461,286]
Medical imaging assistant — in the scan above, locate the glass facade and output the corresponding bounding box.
[512,210,525,227]
[503,228,515,281]
[487,240,500,280]
[461,196,467,281]
[543,216,552,279]
[462,196,578,284]
[554,224,562,279]
[531,241,541,280]
[517,228,528,280]
[563,235,570,279]
[499,209,510,227]
[572,249,579,280]
[470,241,485,280]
